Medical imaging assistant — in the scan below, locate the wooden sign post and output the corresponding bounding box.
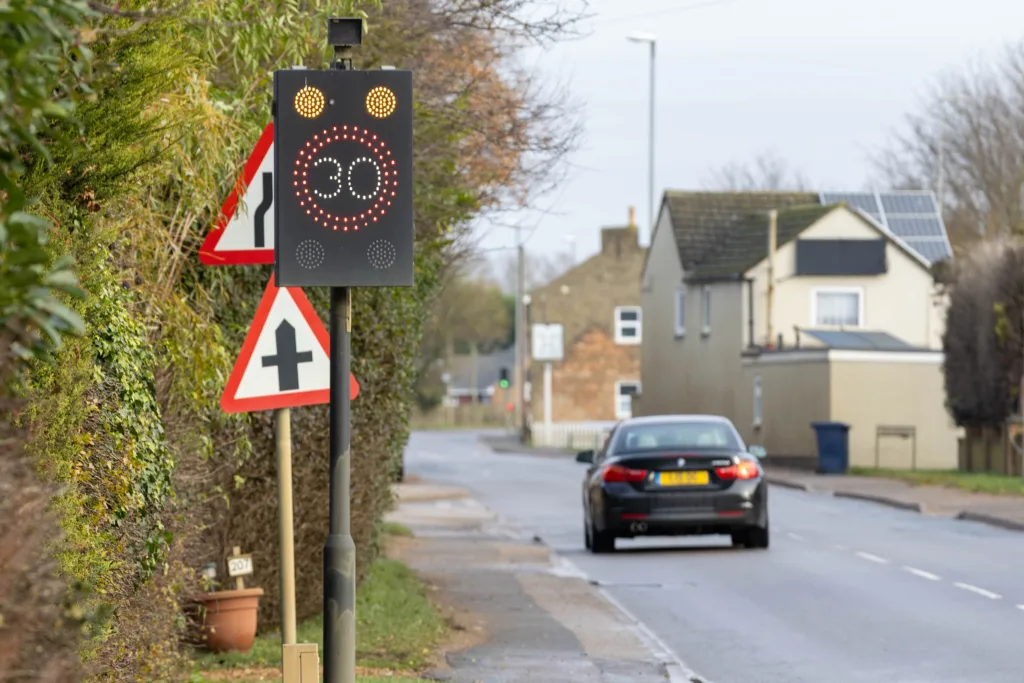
[227,546,254,591]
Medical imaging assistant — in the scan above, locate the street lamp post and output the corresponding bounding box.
[627,33,656,246]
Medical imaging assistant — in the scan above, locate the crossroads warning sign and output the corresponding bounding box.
[221,274,360,413]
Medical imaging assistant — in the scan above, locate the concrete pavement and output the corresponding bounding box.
[385,480,685,682]
[406,429,1024,683]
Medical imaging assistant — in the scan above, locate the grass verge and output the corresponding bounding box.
[849,467,1024,496]
[192,556,446,675]
[382,521,413,537]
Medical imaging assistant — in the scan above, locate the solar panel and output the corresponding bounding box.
[903,238,952,263]
[820,192,881,218]
[887,216,946,238]
[879,193,936,215]
[819,189,951,264]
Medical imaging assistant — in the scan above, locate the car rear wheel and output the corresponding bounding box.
[731,525,769,549]
[587,517,615,554]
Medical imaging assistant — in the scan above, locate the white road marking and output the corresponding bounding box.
[786,532,805,541]
[903,566,940,581]
[770,525,780,533]
[1016,604,1024,611]
[583,570,711,683]
[834,544,848,551]
[954,582,1001,600]
[855,551,889,564]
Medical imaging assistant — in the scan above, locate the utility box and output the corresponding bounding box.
[283,643,319,683]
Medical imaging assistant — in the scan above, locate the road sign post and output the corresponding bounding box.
[272,18,414,683]
[276,406,297,646]
[531,324,564,439]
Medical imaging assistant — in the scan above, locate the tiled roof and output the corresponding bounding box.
[664,191,819,269]
[662,189,952,274]
[686,204,837,281]
[530,225,645,348]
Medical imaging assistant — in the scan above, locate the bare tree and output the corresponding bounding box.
[873,42,1024,244]
[703,150,811,191]
[492,247,576,293]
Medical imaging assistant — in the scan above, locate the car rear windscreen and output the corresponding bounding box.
[614,421,741,452]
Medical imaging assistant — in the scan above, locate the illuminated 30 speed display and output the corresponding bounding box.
[292,125,397,232]
[273,68,413,288]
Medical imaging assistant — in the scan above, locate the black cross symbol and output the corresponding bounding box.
[262,320,313,392]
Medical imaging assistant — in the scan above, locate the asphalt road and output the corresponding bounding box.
[404,430,1024,683]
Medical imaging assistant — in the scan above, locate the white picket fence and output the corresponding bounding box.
[531,421,617,451]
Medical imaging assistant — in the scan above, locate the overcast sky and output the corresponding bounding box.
[476,0,1024,268]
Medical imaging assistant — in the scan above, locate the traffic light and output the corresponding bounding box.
[273,67,414,288]
[499,367,509,389]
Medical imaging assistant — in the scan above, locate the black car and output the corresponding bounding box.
[577,414,769,553]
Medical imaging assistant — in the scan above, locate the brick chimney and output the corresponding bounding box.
[600,205,641,255]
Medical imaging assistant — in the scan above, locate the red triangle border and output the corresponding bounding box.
[199,122,276,266]
[220,274,360,413]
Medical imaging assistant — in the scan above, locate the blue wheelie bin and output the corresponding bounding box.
[810,421,850,474]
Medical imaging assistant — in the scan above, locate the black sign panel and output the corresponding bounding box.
[273,68,414,287]
[795,238,887,276]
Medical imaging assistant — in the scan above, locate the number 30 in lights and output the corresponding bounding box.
[291,124,399,233]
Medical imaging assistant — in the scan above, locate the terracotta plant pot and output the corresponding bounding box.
[193,587,264,653]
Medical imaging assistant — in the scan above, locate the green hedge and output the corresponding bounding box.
[3,1,483,679]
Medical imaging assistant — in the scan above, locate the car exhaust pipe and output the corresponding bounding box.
[629,522,648,533]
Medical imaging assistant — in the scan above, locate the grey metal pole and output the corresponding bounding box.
[647,40,656,246]
[321,37,358,683]
[513,236,524,436]
[518,244,528,439]
[275,407,297,646]
[325,286,355,683]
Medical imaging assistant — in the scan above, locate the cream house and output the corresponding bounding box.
[637,190,957,470]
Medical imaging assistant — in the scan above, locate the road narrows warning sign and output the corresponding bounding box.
[221,274,360,413]
[199,122,276,265]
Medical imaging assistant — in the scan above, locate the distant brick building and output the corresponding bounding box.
[529,209,646,423]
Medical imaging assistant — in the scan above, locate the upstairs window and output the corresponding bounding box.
[674,287,686,337]
[813,288,863,327]
[615,306,642,344]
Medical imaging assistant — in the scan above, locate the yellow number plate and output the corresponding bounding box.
[659,470,709,486]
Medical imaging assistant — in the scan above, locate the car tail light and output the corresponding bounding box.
[602,464,648,483]
[715,461,760,480]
